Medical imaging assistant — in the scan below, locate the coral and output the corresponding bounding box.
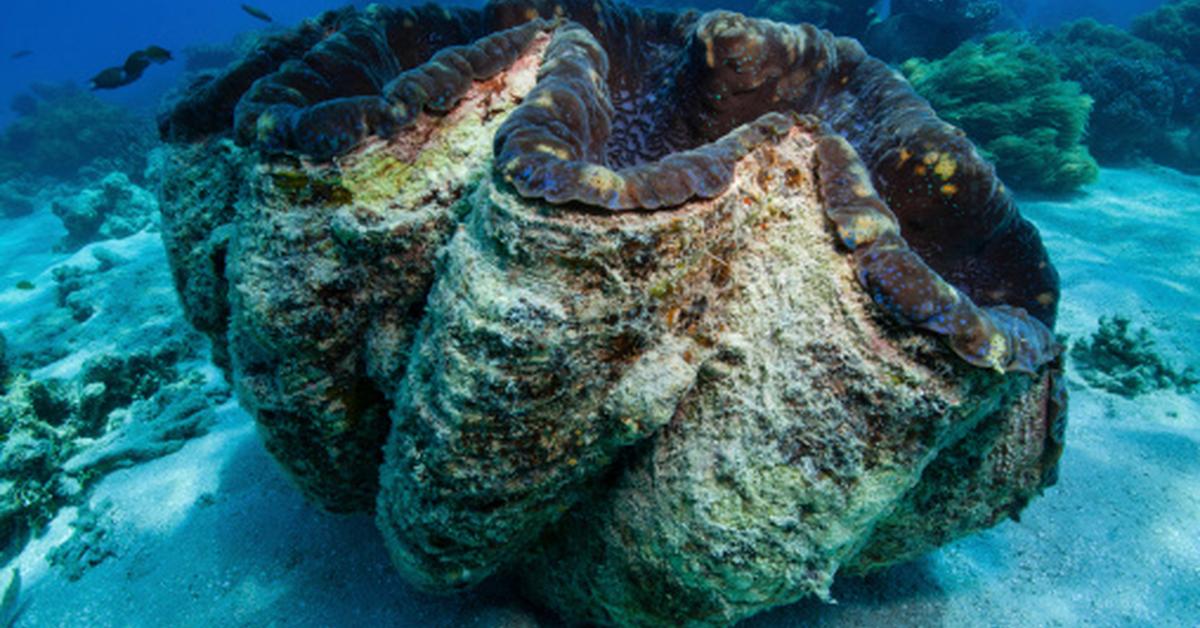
[865,0,1003,62]
[0,236,226,564]
[903,33,1099,193]
[1131,0,1200,65]
[1070,316,1198,397]
[751,0,877,36]
[158,2,1066,624]
[50,172,158,250]
[0,83,156,181]
[0,179,37,219]
[1041,18,1200,166]
[0,345,215,563]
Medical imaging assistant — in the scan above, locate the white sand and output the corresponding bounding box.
[3,166,1198,627]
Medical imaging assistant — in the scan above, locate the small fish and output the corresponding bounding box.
[241,3,273,22]
[89,66,131,90]
[10,50,32,60]
[90,45,173,90]
[15,280,35,290]
[142,45,173,64]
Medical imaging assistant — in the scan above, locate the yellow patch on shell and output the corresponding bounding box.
[897,147,912,166]
[1036,291,1056,307]
[853,183,872,198]
[914,164,928,176]
[940,183,958,196]
[923,151,941,166]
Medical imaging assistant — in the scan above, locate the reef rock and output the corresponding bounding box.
[0,180,37,219]
[0,82,156,182]
[51,172,158,250]
[157,1,1066,625]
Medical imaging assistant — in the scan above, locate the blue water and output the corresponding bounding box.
[0,0,1168,131]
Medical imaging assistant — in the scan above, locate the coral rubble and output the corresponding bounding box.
[0,235,226,567]
[1071,316,1198,398]
[156,1,1067,624]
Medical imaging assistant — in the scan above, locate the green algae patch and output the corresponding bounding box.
[268,170,353,207]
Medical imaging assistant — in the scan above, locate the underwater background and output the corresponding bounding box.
[1,0,1198,626]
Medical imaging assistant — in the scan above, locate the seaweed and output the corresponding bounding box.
[903,32,1099,193]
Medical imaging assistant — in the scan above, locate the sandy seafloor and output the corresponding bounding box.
[1,165,1198,627]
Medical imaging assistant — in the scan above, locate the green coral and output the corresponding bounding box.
[1132,0,1200,65]
[1070,315,1199,398]
[903,32,1099,193]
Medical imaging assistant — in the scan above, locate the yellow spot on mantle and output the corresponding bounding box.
[933,155,957,180]
[535,143,572,160]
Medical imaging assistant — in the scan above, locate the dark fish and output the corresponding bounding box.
[142,45,173,63]
[15,281,35,291]
[90,45,174,90]
[10,50,32,60]
[124,50,151,78]
[89,66,132,90]
[241,4,273,22]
